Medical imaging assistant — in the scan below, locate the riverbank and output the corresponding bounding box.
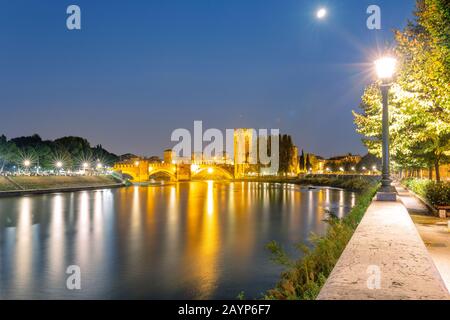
[264,182,379,300]
[0,175,124,197]
[236,175,378,192]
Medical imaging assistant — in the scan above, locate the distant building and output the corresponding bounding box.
[325,153,362,172]
[163,149,175,164]
[234,129,258,178]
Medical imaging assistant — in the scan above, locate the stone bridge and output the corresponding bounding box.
[113,160,234,182]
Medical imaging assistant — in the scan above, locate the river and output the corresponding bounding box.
[0,181,357,299]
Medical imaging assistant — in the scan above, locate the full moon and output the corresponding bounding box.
[316,8,327,19]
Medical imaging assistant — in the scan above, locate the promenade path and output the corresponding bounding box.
[396,183,450,293]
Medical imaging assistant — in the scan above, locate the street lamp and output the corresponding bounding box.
[375,56,397,201]
[23,160,31,174]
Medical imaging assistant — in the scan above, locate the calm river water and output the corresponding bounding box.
[0,182,356,299]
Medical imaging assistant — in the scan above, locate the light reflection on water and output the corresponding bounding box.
[0,182,357,299]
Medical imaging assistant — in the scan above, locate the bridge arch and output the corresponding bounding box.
[114,169,139,181]
[192,166,234,180]
[148,168,177,181]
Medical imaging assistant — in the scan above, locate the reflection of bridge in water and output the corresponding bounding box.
[114,160,235,182]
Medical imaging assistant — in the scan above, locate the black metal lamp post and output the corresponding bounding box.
[374,57,397,201]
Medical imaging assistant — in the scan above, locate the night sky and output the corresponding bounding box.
[0,0,415,157]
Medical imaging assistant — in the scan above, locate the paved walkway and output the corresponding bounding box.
[318,198,449,300]
[396,183,450,293]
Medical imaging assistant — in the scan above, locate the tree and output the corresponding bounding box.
[305,154,312,172]
[0,135,19,172]
[299,149,305,171]
[354,0,450,181]
[278,134,294,175]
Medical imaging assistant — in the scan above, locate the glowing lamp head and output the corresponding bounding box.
[316,8,327,19]
[23,160,31,167]
[134,161,140,166]
[83,162,89,169]
[207,168,214,174]
[97,163,103,169]
[56,161,63,168]
[375,57,397,80]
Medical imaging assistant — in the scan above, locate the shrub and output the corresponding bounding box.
[403,178,450,207]
[297,176,375,192]
[425,182,450,207]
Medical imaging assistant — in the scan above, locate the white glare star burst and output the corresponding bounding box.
[316,8,327,19]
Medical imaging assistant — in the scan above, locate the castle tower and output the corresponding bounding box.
[234,129,258,178]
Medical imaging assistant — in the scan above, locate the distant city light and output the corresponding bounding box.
[316,8,327,19]
[207,168,214,174]
[97,163,103,169]
[83,162,89,169]
[56,161,63,168]
[351,167,356,171]
[23,160,31,167]
[191,164,199,172]
[135,161,140,166]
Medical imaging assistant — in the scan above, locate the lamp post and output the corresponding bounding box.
[56,161,63,175]
[375,56,397,201]
[23,160,31,174]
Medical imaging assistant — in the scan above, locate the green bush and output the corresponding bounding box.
[403,178,450,207]
[425,182,450,207]
[297,176,374,192]
[264,183,379,300]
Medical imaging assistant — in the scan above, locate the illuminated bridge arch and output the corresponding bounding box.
[148,168,177,181]
[115,168,139,181]
[192,166,234,180]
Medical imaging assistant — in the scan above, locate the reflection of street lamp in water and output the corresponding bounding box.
[375,56,397,201]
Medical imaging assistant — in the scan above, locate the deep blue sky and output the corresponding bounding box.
[0,0,416,157]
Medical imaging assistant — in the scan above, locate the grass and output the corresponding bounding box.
[263,183,379,300]
[237,175,379,192]
[5,175,119,190]
[294,176,377,192]
[0,177,20,191]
